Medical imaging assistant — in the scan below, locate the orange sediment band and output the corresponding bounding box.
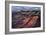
[16,16,39,28]
[23,16,39,27]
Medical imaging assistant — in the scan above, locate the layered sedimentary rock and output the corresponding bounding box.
[12,10,40,28]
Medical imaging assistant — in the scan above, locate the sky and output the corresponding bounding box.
[12,6,41,12]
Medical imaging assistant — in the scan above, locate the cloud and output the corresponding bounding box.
[12,6,40,12]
